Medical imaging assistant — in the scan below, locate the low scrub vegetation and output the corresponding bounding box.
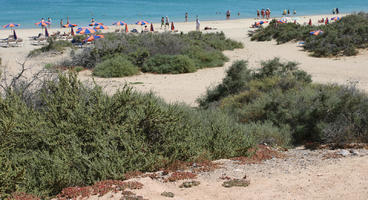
[92,55,139,77]
[199,58,368,145]
[0,72,277,198]
[250,12,368,57]
[28,38,72,57]
[68,31,243,77]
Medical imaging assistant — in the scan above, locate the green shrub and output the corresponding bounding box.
[93,55,139,77]
[251,12,368,57]
[200,58,368,145]
[185,46,228,69]
[142,55,196,74]
[0,72,257,197]
[74,66,84,72]
[69,32,242,72]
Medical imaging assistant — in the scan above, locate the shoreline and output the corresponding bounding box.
[0,12,350,31]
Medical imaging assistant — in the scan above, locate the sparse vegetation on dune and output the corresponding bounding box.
[250,12,368,57]
[67,31,243,77]
[2,55,368,198]
[199,58,368,145]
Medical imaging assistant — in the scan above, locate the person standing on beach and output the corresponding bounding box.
[257,9,260,18]
[91,18,95,23]
[196,16,200,31]
[161,17,165,28]
[336,8,339,14]
[332,8,336,14]
[293,9,296,15]
[185,12,188,22]
[261,9,265,18]
[47,17,51,28]
[226,10,231,19]
[60,19,63,28]
[287,9,290,16]
[283,9,287,16]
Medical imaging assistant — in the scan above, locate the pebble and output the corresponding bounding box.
[338,150,350,157]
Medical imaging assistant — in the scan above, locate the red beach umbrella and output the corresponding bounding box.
[308,19,312,26]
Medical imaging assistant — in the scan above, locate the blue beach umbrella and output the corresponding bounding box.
[3,23,20,29]
[76,27,96,35]
[136,20,150,25]
[113,21,127,26]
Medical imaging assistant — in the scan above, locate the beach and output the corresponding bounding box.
[1,13,367,106]
[1,12,368,200]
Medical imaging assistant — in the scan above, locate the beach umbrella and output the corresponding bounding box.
[77,27,96,34]
[89,22,103,26]
[331,17,341,21]
[125,24,129,33]
[35,21,50,27]
[310,30,323,36]
[277,20,287,24]
[3,23,20,29]
[150,23,154,32]
[63,24,78,28]
[94,25,108,30]
[83,34,104,42]
[13,30,17,40]
[113,21,127,26]
[325,18,329,25]
[136,20,150,25]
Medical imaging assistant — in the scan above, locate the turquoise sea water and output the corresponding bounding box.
[1,0,368,28]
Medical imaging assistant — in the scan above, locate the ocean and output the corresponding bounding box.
[1,0,368,28]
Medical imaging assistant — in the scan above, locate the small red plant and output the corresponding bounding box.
[164,172,197,182]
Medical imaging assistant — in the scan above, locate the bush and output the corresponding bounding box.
[69,32,242,73]
[0,72,257,197]
[251,12,368,57]
[142,55,196,74]
[92,55,139,77]
[200,58,368,145]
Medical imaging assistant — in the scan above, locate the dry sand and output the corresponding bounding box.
[1,14,368,199]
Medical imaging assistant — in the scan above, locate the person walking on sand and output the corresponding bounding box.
[161,17,165,28]
[226,10,231,19]
[185,12,188,22]
[165,16,170,29]
[196,16,200,31]
[257,9,260,18]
